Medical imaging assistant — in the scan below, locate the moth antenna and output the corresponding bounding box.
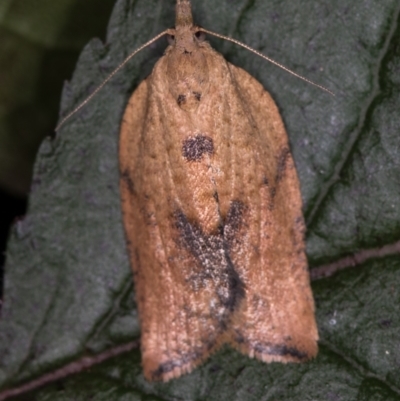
[200,28,335,96]
[55,30,170,131]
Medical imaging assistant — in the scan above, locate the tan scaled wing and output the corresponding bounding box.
[221,63,319,362]
[119,48,243,381]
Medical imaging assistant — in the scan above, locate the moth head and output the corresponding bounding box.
[164,25,209,112]
[166,27,206,50]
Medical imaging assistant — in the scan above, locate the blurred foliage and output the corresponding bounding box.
[0,0,115,195]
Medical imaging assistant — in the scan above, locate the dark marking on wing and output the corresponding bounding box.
[224,200,247,238]
[233,328,245,344]
[266,147,291,208]
[177,94,186,106]
[193,91,201,101]
[174,201,246,321]
[261,175,276,210]
[213,191,219,203]
[232,331,310,361]
[182,134,214,161]
[275,147,290,184]
[150,341,214,380]
[150,351,200,380]
[223,200,248,251]
[120,168,135,195]
[269,188,276,206]
[224,263,245,314]
[255,342,309,360]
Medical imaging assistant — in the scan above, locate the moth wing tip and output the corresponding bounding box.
[143,348,217,382]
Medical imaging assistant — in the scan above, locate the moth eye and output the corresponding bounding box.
[167,34,175,45]
[194,31,206,42]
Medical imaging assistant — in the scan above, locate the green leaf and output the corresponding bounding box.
[1,0,400,399]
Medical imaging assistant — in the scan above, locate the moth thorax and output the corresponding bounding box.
[166,49,209,112]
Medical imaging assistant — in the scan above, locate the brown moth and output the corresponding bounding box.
[119,0,318,382]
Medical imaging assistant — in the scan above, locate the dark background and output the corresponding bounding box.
[0,0,116,300]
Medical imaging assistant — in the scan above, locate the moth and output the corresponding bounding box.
[119,0,319,382]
